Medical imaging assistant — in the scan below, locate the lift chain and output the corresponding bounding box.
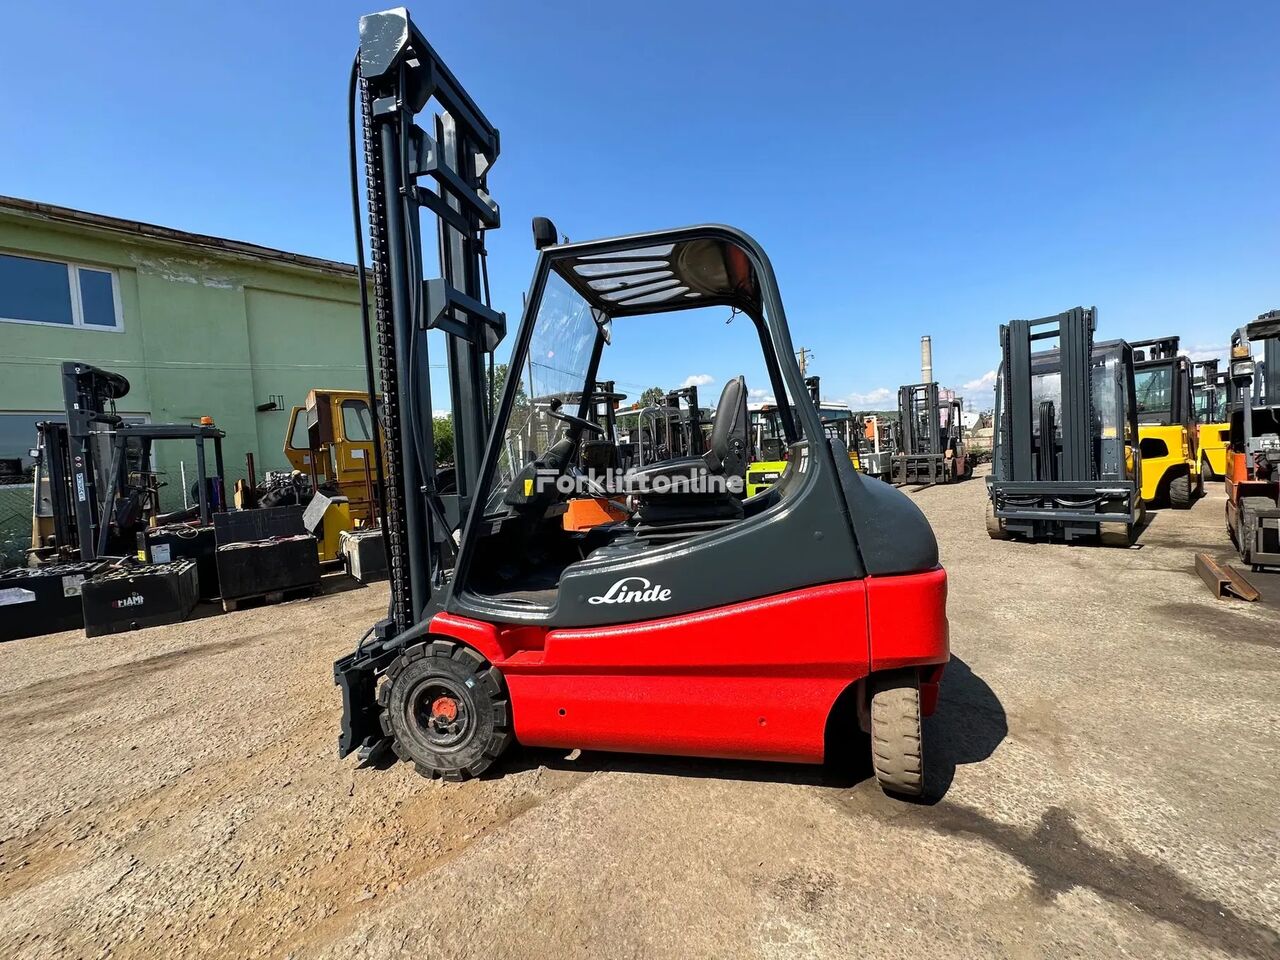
[361,74,410,632]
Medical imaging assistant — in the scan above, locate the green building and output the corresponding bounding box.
[0,195,368,562]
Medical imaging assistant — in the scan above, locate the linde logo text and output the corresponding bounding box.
[587,577,673,605]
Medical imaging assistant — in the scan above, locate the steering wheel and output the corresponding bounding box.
[547,397,605,436]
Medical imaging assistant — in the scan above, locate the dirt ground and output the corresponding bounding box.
[1,470,1277,960]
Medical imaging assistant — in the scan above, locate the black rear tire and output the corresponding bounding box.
[869,671,924,798]
[1201,457,1215,483]
[1169,471,1193,510]
[380,640,512,781]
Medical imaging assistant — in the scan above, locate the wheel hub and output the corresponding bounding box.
[409,679,473,749]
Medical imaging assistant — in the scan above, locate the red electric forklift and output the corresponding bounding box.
[334,8,950,797]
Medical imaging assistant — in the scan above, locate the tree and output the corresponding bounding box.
[433,415,454,465]
[639,386,667,407]
[486,363,528,410]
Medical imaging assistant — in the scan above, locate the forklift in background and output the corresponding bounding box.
[987,307,1144,546]
[745,376,860,496]
[1193,359,1230,482]
[11,361,225,640]
[274,388,382,562]
[891,382,972,485]
[745,402,789,496]
[807,376,862,472]
[858,415,899,482]
[29,361,227,564]
[1131,337,1202,508]
[333,7,950,797]
[1224,311,1280,570]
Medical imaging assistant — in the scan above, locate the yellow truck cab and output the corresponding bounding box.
[282,389,379,560]
[1192,360,1230,481]
[1132,338,1202,508]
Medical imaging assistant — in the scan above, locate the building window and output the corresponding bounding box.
[0,252,123,331]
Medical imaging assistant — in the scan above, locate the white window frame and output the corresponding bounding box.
[0,249,125,333]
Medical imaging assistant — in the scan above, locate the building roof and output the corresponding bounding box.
[0,194,358,280]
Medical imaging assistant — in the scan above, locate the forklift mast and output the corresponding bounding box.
[1130,337,1179,363]
[898,382,942,457]
[354,8,506,633]
[1192,359,1222,423]
[61,361,130,559]
[805,375,821,406]
[998,307,1097,483]
[663,386,705,456]
[1228,311,1280,456]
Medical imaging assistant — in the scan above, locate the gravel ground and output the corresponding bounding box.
[1,470,1277,959]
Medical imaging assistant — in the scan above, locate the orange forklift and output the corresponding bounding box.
[1224,311,1280,571]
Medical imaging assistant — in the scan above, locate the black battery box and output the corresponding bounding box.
[213,506,306,546]
[0,562,103,642]
[216,534,320,602]
[80,561,200,638]
[138,524,220,599]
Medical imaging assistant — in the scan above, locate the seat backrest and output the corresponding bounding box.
[709,376,748,476]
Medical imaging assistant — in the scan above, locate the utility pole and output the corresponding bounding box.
[796,347,814,376]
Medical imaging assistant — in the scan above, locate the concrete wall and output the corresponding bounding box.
[0,206,369,551]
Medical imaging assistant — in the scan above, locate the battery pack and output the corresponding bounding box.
[216,534,321,602]
[81,561,200,638]
[138,525,220,599]
[339,528,387,583]
[0,562,103,642]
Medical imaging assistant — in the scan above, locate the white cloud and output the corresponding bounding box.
[681,373,715,388]
[1180,346,1225,364]
[747,387,776,404]
[962,370,997,393]
[845,387,893,407]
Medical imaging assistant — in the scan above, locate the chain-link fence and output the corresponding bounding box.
[0,483,33,567]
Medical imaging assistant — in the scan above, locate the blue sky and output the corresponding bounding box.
[4,1,1277,411]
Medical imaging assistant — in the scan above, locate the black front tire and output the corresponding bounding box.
[985,501,1009,540]
[1238,497,1272,566]
[380,640,512,781]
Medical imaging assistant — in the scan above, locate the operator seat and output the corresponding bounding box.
[623,376,749,541]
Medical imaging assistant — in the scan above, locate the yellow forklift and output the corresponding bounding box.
[1132,337,1202,508]
[746,377,859,496]
[274,389,380,561]
[1192,360,1230,482]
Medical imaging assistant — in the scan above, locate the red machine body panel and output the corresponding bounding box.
[430,568,948,764]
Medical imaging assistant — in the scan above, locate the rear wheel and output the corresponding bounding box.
[985,501,1009,540]
[380,639,512,781]
[1239,497,1273,565]
[869,671,924,798]
[1201,457,1215,483]
[1169,471,1193,509]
